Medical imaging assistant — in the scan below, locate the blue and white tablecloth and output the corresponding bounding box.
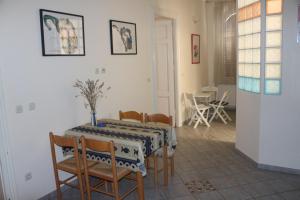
[64,119,176,175]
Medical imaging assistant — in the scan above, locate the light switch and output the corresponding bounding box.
[29,102,36,111]
[95,68,100,74]
[16,105,23,114]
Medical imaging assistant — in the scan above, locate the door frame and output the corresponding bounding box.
[152,10,180,126]
[0,67,17,200]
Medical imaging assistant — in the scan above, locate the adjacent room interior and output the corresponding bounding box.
[0,0,299,200]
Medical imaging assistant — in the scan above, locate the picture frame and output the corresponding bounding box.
[110,20,137,55]
[39,9,85,56]
[191,34,200,64]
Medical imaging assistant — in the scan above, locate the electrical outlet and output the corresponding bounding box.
[25,172,32,181]
[101,68,106,74]
[28,102,36,111]
[16,105,23,114]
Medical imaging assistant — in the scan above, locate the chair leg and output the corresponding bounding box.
[222,109,232,121]
[146,158,150,169]
[154,155,158,185]
[209,108,218,123]
[206,109,210,120]
[201,113,211,127]
[104,181,109,192]
[188,112,196,125]
[136,171,145,200]
[53,169,62,200]
[113,181,120,200]
[217,110,227,124]
[85,174,92,200]
[170,156,175,176]
[77,174,85,200]
[163,145,168,186]
[193,117,201,128]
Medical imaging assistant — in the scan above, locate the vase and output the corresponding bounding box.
[91,111,97,126]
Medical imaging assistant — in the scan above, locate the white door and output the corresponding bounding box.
[155,19,176,124]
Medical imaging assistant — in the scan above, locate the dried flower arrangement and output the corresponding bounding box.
[73,79,111,125]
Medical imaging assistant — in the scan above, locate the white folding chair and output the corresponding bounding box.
[185,93,211,128]
[184,93,195,122]
[209,90,232,124]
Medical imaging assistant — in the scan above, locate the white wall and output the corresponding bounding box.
[152,0,209,125]
[236,92,261,162]
[259,0,300,170]
[0,0,154,199]
[236,0,300,171]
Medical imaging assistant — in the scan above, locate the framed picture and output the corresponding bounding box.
[191,34,200,64]
[39,9,85,56]
[110,20,137,55]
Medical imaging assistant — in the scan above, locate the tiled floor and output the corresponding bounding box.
[46,113,300,200]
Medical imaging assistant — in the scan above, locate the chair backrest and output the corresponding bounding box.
[184,93,194,107]
[81,136,114,153]
[49,132,80,170]
[185,93,202,108]
[144,113,172,126]
[218,90,230,107]
[119,110,143,123]
[80,136,117,179]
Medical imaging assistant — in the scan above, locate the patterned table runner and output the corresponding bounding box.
[64,119,177,175]
[98,119,177,149]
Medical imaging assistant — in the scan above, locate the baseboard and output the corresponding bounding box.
[258,163,300,175]
[38,181,72,200]
[235,148,300,175]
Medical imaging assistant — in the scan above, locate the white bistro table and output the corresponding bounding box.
[194,92,212,105]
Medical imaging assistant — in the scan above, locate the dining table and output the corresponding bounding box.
[63,118,177,200]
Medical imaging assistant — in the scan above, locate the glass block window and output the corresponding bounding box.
[238,0,261,93]
[265,0,283,94]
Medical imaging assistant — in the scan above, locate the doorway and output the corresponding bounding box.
[153,17,177,125]
[205,0,237,122]
[0,66,17,200]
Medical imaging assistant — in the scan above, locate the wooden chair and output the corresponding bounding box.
[49,132,96,200]
[119,110,143,123]
[81,137,138,200]
[144,114,172,126]
[144,114,174,184]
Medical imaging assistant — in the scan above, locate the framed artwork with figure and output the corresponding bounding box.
[110,20,137,55]
[191,34,200,64]
[39,9,85,56]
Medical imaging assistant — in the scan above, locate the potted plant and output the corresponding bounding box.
[74,79,110,126]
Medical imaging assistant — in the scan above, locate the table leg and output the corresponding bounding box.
[136,171,144,200]
[163,144,168,186]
